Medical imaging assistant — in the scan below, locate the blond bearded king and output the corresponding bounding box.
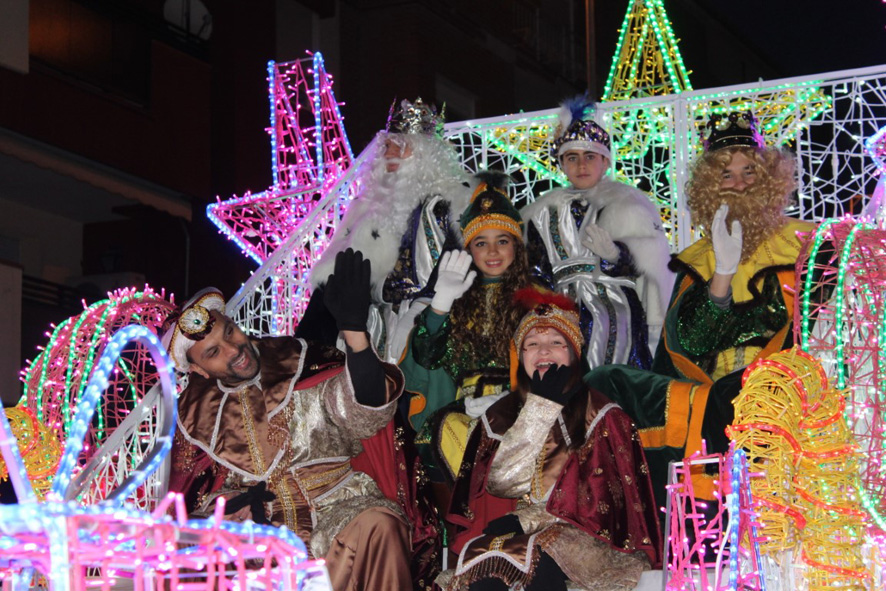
[586,111,816,509]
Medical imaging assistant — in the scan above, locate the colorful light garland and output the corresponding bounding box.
[207,52,354,332]
[207,52,353,266]
[795,217,886,531]
[1,325,329,590]
[21,287,176,510]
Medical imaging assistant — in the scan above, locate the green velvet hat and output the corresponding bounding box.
[460,171,523,246]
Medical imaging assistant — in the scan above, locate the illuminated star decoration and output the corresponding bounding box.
[0,325,329,591]
[207,52,354,265]
[603,0,692,102]
[457,0,695,213]
[601,0,692,164]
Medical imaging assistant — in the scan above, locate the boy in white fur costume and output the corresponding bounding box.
[300,98,471,362]
[521,96,674,370]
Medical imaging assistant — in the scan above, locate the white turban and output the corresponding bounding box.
[161,287,225,372]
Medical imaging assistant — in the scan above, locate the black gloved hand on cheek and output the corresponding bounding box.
[224,482,277,525]
[324,248,372,332]
[530,365,580,406]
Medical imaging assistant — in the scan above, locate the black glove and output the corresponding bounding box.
[347,346,387,407]
[483,514,523,537]
[531,366,581,406]
[224,482,276,525]
[324,248,371,332]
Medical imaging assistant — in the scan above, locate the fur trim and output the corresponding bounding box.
[522,178,676,327]
[310,133,470,288]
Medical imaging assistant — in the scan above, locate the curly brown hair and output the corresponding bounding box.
[685,146,796,262]
[448,239,533,368]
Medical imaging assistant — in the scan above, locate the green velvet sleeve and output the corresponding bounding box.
[675,273,788,358]
[410,307,452,370]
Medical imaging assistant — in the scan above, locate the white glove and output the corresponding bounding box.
[711,204,742,275]
[430,250,477,313]
[581,223,620,262]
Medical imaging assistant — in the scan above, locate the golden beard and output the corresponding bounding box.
[712,188,788,262]
[685,146,796,264]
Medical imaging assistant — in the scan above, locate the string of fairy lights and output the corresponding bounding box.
[17,288,175,510]
[795,219,886,535]
[602,0,692,101]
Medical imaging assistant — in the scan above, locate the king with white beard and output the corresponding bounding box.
[301,98,471,362]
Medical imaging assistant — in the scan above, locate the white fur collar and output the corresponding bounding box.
[521,177,646,220]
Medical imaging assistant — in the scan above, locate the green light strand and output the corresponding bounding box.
[61,291,150,440]
[647,1,688,93]
[602,0,637,99]
[687,78,825,103]
[832,221,873,390]
[802,220,886,531]
[652,0,692,90]
[626,20,650,91]
[800,219,840,351]
[30,317,73,423]
[63,297,113,438]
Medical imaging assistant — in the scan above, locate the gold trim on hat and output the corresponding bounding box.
[462,214,523,246]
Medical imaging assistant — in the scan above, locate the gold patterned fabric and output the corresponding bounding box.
[172,336,411,586]
[442,391,660,590]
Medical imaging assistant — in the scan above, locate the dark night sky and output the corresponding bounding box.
[702,0,886,77]
[590,0,886,93]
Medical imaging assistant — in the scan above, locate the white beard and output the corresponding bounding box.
[310,139,470,288]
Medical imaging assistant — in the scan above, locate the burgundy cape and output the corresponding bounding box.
[446,389,662,569]
[169,342,441,589]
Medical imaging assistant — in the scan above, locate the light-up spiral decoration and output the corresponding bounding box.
[21,287,176,509]
[729,347,871,590]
